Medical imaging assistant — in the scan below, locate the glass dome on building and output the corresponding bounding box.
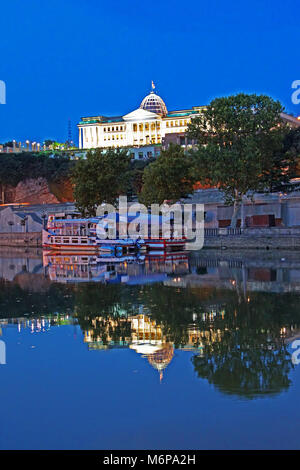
[140,91,168,116]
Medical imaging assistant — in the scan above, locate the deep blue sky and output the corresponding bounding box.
[0,0,299,144]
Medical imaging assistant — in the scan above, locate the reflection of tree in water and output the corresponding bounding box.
[74,283,137,345]
[0,279,74,317]
[0,275,299,398]
[192,329,292,398]
[192,290,300,399]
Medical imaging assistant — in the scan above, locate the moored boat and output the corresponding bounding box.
[42,212,186,252]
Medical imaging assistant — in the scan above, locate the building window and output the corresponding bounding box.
[166,122,169,127]
[170,121,173,127]
[133,124,137,132]
[116,126,118,131]
[139,123,143,131]
[145,123,149,131]
[151,123,155,131]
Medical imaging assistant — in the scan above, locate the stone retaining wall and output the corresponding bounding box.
[203,235,300,250]
[0,232,42,247]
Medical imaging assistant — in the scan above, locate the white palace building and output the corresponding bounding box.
[78,83,300,159]
[78,83,204,154]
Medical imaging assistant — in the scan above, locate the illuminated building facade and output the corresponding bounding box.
[78,83,300,153]
[78,83,204,150]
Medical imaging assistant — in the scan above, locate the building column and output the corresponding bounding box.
[79,127,82,149]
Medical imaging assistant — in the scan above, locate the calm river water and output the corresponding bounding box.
[0,248,300,450]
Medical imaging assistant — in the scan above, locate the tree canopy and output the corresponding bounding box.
[72,148,132,216]
[138,144,196,206]
[187,93,296,226]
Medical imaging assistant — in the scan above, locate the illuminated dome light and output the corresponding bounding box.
[140,91,168,117]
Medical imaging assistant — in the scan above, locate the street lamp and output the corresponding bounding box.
[20,216,28,233]
[8,221,14,233]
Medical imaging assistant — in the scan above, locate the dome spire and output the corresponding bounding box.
[140,84,168,116]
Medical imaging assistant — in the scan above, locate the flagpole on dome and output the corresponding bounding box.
[151,80,155,93]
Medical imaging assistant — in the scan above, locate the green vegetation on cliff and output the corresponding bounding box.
[0,152,75,187]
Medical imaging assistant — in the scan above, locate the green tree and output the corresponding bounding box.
[187,93,290,227]
[138,144,196,206]
[127,158,154,200]
[72,148,131,216]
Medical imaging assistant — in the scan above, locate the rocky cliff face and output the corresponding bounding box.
[2,177,74,204]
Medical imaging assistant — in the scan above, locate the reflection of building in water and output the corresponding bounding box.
[82,312,224,380]
[0,316,73,333]
[165,254,300,294]
[0,253,43,282]
[83,316,131,349]
[133,343,174,382]
[130,314,163,343]
[147,344,174,381]
[129,314,173,381]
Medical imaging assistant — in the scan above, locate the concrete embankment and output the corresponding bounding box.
[203,228,300,250]
[0,232,41,248]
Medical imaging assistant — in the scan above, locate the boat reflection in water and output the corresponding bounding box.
[43,250,189,285]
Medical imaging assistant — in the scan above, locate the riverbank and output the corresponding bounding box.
[0,232,299,250]
[203,227,300,250]
[0,225,300,250]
